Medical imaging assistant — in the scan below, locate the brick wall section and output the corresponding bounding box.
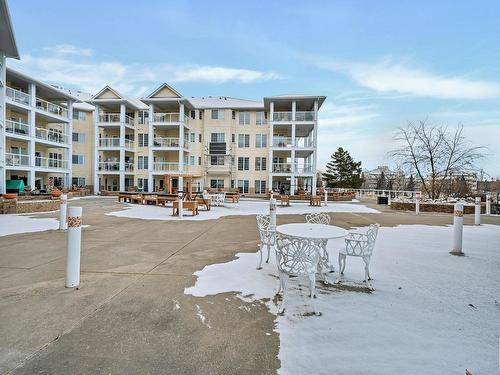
[0,198,61,214]
[390,201,485,214]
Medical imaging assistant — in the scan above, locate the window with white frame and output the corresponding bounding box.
[255,134,267,148]
[72,177,86,187]
[72,132,86,143]
[138,156,148,170]
[138,111,149,125]
[198,156,202,165]
[211,109,224,120]
[190,133,195,142]
[72,155,85,165]
[210,179,225,189]
[238,134,250,148]
[211,133,225,143]
[72,110,87,121]
[189,156,195,165]
[238,157,249,171]
[255,180,266,194]
[237,180,249,193]
[198,133,202,142]
[238,112,250,125]
[137,178,148,192]
[256,111,266,125]
[210,156,225,165]
[138,133,149,147]
[255,157,267,171]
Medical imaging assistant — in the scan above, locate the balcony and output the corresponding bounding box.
[35,156,69,170]
[36,98,68,118]
[272,163,293,173]
[153,162,187,172]
[99,138,120,148]
[98,162,120,171]
[99,113,120,123]
[124,162,134,172]
[125,139,134,149]
[6,87,30,106]
[295,164,313,174]
[5,153,30,167]
[272,136,293,147]
[151,113,180,123]
[5,119,30,137]
[295,137,314,148]
[295,111,314,121]
[152,137,189,148]
[273,112,292,122]
[35,127,68,145]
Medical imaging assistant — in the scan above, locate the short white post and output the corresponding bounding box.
[66,206,82,288]
[269,197,277,231]
[450,203,464,256]
[324,189,328,206]
[388,193,392,206]
[59,194,68,230]
[485,194,491,215]
[177,192,183,219]
[415,191,421,215]
[474,197,481,225]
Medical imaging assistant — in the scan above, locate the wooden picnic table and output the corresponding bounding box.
[172,200,199,216]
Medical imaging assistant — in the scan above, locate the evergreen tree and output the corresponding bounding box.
[376,171,386,190]
[322,147,364,188]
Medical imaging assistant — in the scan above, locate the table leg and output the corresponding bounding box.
[317,239,333,284]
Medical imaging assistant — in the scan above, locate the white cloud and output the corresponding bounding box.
[318,102,380,128]
[314,57,500,100]
[10,44,280,95]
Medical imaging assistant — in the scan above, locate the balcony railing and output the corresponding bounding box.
[98,162,120,171]
[125,115,134,125]
[295,137,314,148]
[35,157,69,169]
[153,137,180,148]
[98,113,121,123]
[124,162,134,172]
[153,162,188,172]
[99,138,120,148]
[151,113,180,123]
[5,120,30,136]
[295,164,313,174]
[272,163,293,173]
[36,98,68,118]
[35,128,68,144]
[125,139,134,149]
[6,87,30,106]
[272,136,293,147]
[5,153,30,167]
[273,112,292,122]
[295,111,314,121]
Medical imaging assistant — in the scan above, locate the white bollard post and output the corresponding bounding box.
[388,193,392,206]
[450,203,464,256]
[474,197,481,225]
[177,192,183,219]
[415,197,420,215]
[324,189,328,206]
[485,194,491,215]
[59,194,68,230]
[66,206,82,288]
[269,197,277,231]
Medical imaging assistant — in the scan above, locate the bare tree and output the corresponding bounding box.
[390,120,486,199]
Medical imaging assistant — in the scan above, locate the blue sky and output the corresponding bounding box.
[8,0,500,177]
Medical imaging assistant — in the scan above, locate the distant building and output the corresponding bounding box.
[362,166,405,190]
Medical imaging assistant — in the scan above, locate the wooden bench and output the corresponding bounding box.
[310,196,321,206]
[131,194,143,204]
[118,194,131,203]
[227,194,240,203]
[196,197,212,211]
[172,200,199,216]
[157,196,177,206]
[144,195,158,205]
[280,195,290,206]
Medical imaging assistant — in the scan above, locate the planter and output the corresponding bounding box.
[51,190,62,198]
[3,193,18,199]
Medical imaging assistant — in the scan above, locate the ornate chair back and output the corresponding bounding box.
[256,214,275,245]
[275,233,320,277]
[364,224,379,257]
[305,212,331,225]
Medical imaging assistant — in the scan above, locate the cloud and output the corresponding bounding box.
[11,44,280,95]
[318,102,380,128]
[313,57,500,100]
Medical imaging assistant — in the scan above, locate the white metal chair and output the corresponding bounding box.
[214,192,226,207]
[255,215,275,270]
[275,232,321,315]
[305,212,331,225]
[338,224,380,287]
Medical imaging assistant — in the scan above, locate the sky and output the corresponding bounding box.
[7,0,500,178]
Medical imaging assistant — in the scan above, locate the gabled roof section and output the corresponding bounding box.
[90,85,149,110]
[145,83,183,99]
[93,86,122,100]
[0,0,19,59]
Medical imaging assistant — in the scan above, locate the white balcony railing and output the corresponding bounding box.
[36,98,68,118]
[125,115,134,125]
[5,120,30,136]
[153,137,181,148]
[295,111,315,121]
[272,163,293,173]
[295,164,313,174]
[125,139,134,149]
[153,162,188,172]
[98,113,120,123]
[151,113,180,123]
[35,127,68,144]
[5,153,30,167]
[98,162,120,171]
[124,162,134,172]
[99,138,120,147]
[35,157,69,169]
[273,112,292,122]
[272,136,293,147]
[6,87,30,106]
[295,137,314,148]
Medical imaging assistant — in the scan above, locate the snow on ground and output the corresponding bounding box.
[185,224,500,375]
[0,213,59,237]
[107,199,379,221]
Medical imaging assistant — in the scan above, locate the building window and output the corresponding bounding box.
[189,156,195,165]
[238,157,249,171]
[211,133,225,143]
[189,133,196,142]
[210,156,225,166]
[211,109,224,120]
[72,177,86,187]
[198,133,202,142]
[138,156,148,170]
[138,134,149,147]
[237,180,249,193]
[255,157,267,171]
[255,180,266,194]
[72,110,86,121]
[239,112,250,125]
[199,110,203,120]
[256,111,266,125]
[255,134,267,148]
[138,178,148,192]
[198,157,202,165]
[72,132,86,143]
[238,134,250,148]
[210,179,225,189]
[232,110,236,120]
[138,111,149,125]
[190,110,196,119]
[72,155,85,165]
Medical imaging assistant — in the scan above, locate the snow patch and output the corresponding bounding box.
[0,214,59,237]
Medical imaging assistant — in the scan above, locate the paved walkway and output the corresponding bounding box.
[0,197,498,374]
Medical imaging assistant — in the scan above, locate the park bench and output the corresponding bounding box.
[130,194,143,204]
[196,197,212,211]
[144,195,158,205]
[172,200,199,216]
[310,196,321,206]
[280,195,290,206]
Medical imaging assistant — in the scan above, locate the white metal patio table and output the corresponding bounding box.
[276,223,348,283]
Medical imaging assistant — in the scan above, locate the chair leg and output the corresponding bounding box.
[309,274,318,315]
[266,244,271,263]
[257,244,263,270]
[278,274,287,314]
[338,253,346,274]
[364,257,372,281]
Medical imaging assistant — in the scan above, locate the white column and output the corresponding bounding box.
[450,203,464,256]
[415,197,420,215]
[474,197,481,225]
[0,53,6,194]
[119,103,126,191]
[268,101,274,192]
[291,100,296,121]
[59,194,68,230]
[66,101,73,188]
[178,102,185,190]
[290,175,295,196]
[311,99,319,196]
[177,192,183,219]
[148,104,154,192]
[66,206,82,287]
[93,105,100,194]
[28,83,36,188]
